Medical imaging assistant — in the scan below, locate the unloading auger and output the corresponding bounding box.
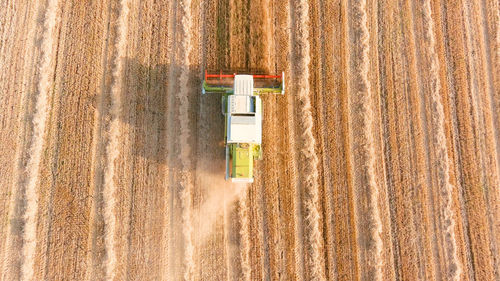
[202,70,285,183]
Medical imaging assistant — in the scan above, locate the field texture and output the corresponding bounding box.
[1,0,499,280]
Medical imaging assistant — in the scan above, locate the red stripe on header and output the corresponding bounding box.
[204,72,281,79]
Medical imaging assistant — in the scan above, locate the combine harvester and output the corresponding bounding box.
[202,70,285,183]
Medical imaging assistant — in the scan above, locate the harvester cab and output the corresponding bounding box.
[202,70,285,183]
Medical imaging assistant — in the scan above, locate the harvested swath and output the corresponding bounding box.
[103,0,130,280]
[289,0,325,279]
[20,1,60,279]
[348,0,383,279]
[423,2,463,280]
[0,2,42,280]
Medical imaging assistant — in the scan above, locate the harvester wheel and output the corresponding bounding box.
[253,145,262,160]
[221,96,227,115]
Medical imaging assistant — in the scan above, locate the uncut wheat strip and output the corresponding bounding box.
[346,0,383,280]
[289,0,325,280]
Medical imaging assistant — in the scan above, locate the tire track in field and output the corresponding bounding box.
[176,0,195,279]
[103,0,130,280]
[422,2,463,280]
[282,0,305,279]
[289,0,325,279]
[314,1,337,279]
[348,0,383,279]
[13,0,59,280]
[86,0,113,279]
[238,187,251,281]
[161,0,177,278]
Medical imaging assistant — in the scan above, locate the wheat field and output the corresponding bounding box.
[0,0,499,280]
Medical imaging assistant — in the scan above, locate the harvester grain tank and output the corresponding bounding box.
[202,71,285,183]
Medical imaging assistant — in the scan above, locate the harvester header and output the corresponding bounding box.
[205,71,282,79]
[202,70,285,95]
[202,70,285,183]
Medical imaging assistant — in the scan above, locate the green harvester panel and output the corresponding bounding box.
[231,144,253,179]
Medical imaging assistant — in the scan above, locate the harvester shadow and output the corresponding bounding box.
[116,58,226,172]
[117,58,169,165]
[112,59,269,267]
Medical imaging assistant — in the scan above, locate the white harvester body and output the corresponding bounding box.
[202,70,284,183]
[226,75,262,145]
